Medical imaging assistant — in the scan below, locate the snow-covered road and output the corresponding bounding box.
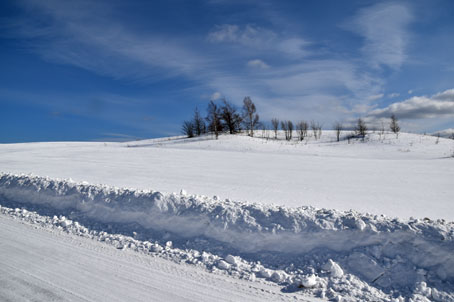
[0,214,316,302]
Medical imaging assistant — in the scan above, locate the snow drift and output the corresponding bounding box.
[1,173,453,301]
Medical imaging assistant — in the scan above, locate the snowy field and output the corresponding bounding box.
[1,131,454,301]
[1,131,453,220]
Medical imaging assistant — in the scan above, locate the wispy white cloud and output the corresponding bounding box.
[277,38,310,58]
[207,24,276,47]
[4,0,431,132]
[211,92,222,100]
[260,60,382,101]
[247,59,269,69]
[5,0,207,80]
[367,89,454,120]
[14,3,365,122]
[206,59,382,124]
[367,94,384,101]
[388,93,400,98]
[345,2,413,69]
[207,24,309,58]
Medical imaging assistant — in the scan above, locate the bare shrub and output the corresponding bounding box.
[193,107,206,136]
[355,118,367,137]
[310,121,322,140]
[297,121,308,141]
[287,121,293,140]
[281,120,293,141]
[390,114,400,138]
[206,100,222,139]
[333,122,343,142]
[182,121,194,138]
[271,118,279,139]
[242,97,259,137]
[220,99,242,134]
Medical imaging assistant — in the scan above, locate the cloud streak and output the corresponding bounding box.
[4,0,208,80]
[345,2,413,69]
[6,0,377,123]
[207,23,310,58]
[4,0,450,135]
[207,24,276,46]
[247,59,269,69]
[367,89,454,120]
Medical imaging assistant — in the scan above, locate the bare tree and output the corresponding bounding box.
[355,118,367,137]
[390,114,400,137]
[296,121,308,141]
[281,120,294,140]
[182,121,194,138]
[193,107,206,136]
[242,97,260,137]
[271,118,279,139]
[287,121,293,140]
[333,122,343,142]
[220,99,242,134]
[206,100,222,139]
[280,121,288,141]
[376,121,385,142]
[260,123,269,139]
[310,121,322,140]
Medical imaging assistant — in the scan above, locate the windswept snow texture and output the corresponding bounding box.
[0,132,453,220]
[1,173,453,301]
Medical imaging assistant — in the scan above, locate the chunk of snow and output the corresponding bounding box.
[323,259,344,278]
[60,217,72,227]
[217,260,230,270]
[414,282,432,297]
[150,244,163,253]
[300,274,318,288]
[259,268,272,278]
[225,254,239,265]
[271,270,288,283]
[355,219,367,231]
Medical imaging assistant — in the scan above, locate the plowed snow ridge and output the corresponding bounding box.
[1,173,453,301]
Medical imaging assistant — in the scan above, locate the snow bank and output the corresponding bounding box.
[1,173,453,301]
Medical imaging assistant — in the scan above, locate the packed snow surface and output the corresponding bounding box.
[0,131,453,220]
[0,212,311,302]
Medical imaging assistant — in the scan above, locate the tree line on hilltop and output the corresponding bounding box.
[182,97,401,141]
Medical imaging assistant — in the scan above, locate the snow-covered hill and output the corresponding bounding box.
[1,131,453,301]
[1,131,453,220]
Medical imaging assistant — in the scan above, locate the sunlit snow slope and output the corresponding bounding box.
[1,131,453,220]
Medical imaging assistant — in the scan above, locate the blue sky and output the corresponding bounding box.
[1,0,453,142]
